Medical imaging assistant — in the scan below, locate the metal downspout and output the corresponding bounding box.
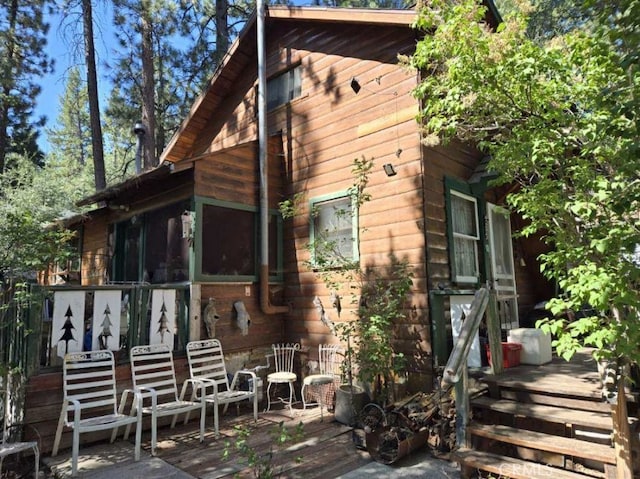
[258,1,289,315]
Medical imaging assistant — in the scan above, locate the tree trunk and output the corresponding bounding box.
[0,0,18,174]
[141,8,156,170]
[216,0,229,62]
[82,0,106,190]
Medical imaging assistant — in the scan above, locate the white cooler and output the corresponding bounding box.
[507,328,552,365]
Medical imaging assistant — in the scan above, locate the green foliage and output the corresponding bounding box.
[410,0,640,368]
[223,422,304,479]
[46,67,92,166]
[0,0,52,172]
[0,154,77,279]
[344,255,413,402]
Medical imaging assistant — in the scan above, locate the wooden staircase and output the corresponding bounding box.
[454,353,621,479]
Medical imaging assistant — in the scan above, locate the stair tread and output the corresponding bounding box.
[498,389,611,413]
[454,447,595,479]
[469,423,615,464]
[472,396,612,430]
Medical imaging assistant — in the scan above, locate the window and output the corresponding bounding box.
[447,188,480,284]
[195,197,283,281]
[267,66,301,110]
[201,204,255,276]
[111,200,191,284]
[310,193,358,268]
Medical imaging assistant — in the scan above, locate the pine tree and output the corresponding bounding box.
[59,305,76,354]
[98,303,113,349]
[46,68,92,166]
[0,0,52,172]
[157,298,169,344]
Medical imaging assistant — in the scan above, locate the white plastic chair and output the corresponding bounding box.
[186,339,258,436]
[126,344,206,455]
[52,350,142,477]
[265,343,300,414]
[301,344,342,420]
[1,373,39,478]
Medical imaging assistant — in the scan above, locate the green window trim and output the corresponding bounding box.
[309,191,360,269]
[193,195,283,283]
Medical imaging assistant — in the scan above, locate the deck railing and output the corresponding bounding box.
[5,283,190,377]
[440,286,504,447]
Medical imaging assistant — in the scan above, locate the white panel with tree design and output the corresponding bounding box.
[92,290,122,351]
[149,289,176,348]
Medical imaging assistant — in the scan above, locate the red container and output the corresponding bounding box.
[485,342,522,368]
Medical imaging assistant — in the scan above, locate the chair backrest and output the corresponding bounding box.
[130,344,179,405]
[318,344,342,378]
[62,350,118,425]
[272,343,300,374]
[186,339,230,391]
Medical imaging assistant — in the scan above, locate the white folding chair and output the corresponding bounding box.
[301,344,342,420]
[126,344,206,455]
[186,339,258,436]
[52,350,142,477]
[1,373,39,478]
[265,343,300,414]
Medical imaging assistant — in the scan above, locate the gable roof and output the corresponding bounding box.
[159,6,418,165]
[160,3,501,165]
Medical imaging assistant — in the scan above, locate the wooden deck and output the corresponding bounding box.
[480,348,604,400]
[44,403,374,478]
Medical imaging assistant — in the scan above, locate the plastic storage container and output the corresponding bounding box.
[507,328,552,365]
[485,342,522,368]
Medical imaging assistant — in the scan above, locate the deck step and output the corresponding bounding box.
[454,447,594,479]
[498,389,611,413]
[468,423,615,464]
[472,396,612,431]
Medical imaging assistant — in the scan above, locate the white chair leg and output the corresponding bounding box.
[301,384,308,410]
[288,382,294,413]
[71,427,80,476]
[151,413,157,456]
[214,402,220,436]
[265,382,273,412]
[52,407,66,457]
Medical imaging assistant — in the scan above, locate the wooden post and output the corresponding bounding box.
[486,289,504,375]
[612,378,633,479]
[455,365,470,448]
[189,284,201,342]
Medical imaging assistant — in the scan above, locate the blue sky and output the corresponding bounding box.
[35,3,115,153]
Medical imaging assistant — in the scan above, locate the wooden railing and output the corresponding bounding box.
[440,286,504,447]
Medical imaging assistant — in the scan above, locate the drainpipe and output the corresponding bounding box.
[257,1,289,315]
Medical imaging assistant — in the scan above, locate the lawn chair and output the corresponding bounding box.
[126,344,206,455]
[1,373,39,478]
[265,343,300,414]
[301,344,342,420]
[186,339,258,436]
[52,350,142,477]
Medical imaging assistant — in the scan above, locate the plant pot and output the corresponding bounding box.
[334,384,367,426]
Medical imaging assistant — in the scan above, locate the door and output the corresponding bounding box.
[487,203,519,331]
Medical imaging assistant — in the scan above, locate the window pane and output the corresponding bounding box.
[267,66,302,110]
[490,208,513,276]
[144,201,190,283]
[201,205,255,276]
[122,221,141,282]
[454,236,478,279]
[313,196,354,263]
[451,194,477,237]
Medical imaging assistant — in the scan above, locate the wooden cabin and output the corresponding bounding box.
[25,4,557,454]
